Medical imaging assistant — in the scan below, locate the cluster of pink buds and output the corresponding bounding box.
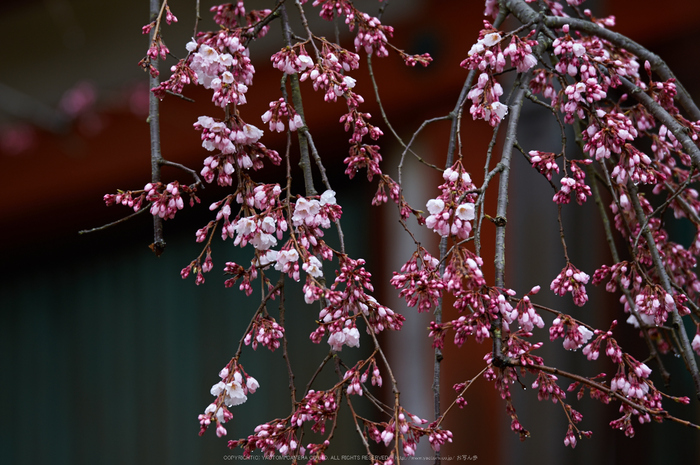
[146,37,170,63]
[309,256,404,349]
[466,71,508,127]
[180,246,213,285]
[103,189,146,212]
[552,27,588,77]
[503,329,545,365]
[141,3,177,36]
[424,162,478,239]
[390,248,444,313]
[549,316,594,350]
[610,357,652,400]
[344,144,383,181]
[529,68,558,107]
[633,284,677,326]
[592,260,639,293]
[444,248,487,314]
[195,115,280,184]
[579,321,617,361]
[222,261,257,296]
[340,108,384,144]
[291,190,342,251]
[461,23,538,125]
[427,426,454,452]
[261,98,303,132]
[462,27,506,72]
[139,7,178,77]
[343,359,382,395]
[231,417,301,458]
[381,410,451,457]
[151,60,198,100]
[300,43,360,103]
[244,314,285,351]
[186,34,254,107]
[210,2,245,28]
[550,262,590,306]
[313,0,353,21]
[350,12,393,57]
[529,151,560,180]
[532,371,568,403]
[145,181,198,220]
[644,77,679,115]
[195,115,236,155]
[513,286,545,332]
[502,32,538,72]
[370,175,401,207]
[208,3,273,36]
[553,159,592,205]
[611,144,657,185]
[562,78,606,123]
[294,390,338,434]
[271,45,315,75]
[583,109,638,161]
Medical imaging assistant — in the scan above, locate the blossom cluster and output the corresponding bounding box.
[261,98,303,132]
[103,181,200,222]
[198,363,259,438]
[550,263,591,307]
[306,256,405,351]
[460,23,539,125]
[424,162,478,239]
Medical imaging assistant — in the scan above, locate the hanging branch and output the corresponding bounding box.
[89,0,700,460]
[148,0,166,256]
[627,183,700,398]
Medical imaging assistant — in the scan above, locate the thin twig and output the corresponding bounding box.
[78,206,149,234]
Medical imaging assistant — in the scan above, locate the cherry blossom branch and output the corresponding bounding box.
[233,279,285,361]
[618,76,700,169]
[544,19,700,121]
[584,160,671,383]
[526,362,700,429]
[504,0,700,121]
[301,129,346,254]
[280,4,316,197]
[435,365,490,429]
[149,0,166,256]
[493,81,528,363]
[103,0,700,457]
[444,4,510,163]
[164,89,195,101]
[432,9,507,435]
[627,183,700,397]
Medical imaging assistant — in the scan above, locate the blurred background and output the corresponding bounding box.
[2,0,700,464]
